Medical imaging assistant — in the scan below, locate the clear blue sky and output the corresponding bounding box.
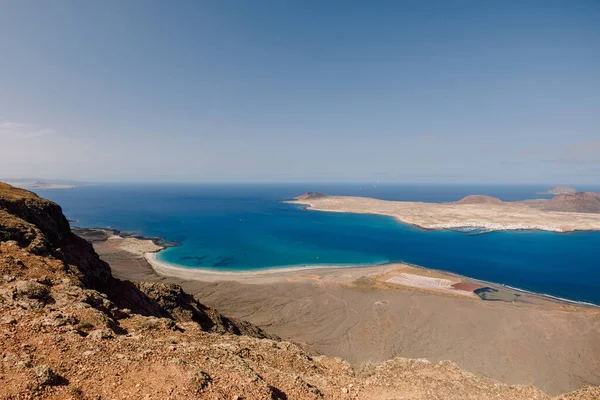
[1,0,599,183]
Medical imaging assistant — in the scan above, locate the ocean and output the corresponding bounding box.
[37,183,600,305]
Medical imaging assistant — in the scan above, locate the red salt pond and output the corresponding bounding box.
[451,282,482,292]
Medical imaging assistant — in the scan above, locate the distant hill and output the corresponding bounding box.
[539,186,577,195]
[2,179,79,189]
[540,192,600,213]
[296,192,327,201]
[455,195,503,205]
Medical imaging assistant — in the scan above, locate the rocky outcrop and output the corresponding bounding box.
[0,182,112,289]
[109,280,278,339]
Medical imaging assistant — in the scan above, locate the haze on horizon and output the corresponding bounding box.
[1,1,599,184]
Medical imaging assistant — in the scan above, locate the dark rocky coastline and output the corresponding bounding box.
[72,226,179,249]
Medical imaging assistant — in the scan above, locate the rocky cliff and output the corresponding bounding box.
[1,182,598,399]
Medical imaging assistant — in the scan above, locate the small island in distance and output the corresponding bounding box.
[538,186,577,195]
[1,179,79,190]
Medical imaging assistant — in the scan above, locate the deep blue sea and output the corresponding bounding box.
[37,183,600,305]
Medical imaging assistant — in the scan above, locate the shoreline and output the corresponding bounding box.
[146,250,599,308]
[72,226,179,248]
[75,227,600,308]
[146,251,381,277]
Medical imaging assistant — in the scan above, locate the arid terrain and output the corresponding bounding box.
[5,184,599,399]
[92,231,600,397]
[290,192,600,232]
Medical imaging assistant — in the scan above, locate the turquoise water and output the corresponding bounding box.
[38,183,600,305]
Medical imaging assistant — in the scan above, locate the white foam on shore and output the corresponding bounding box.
[144,252,380,279]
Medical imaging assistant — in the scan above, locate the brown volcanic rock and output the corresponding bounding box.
[0,209,52,254]
[455,195,503,205]
[0,182,72,249]
[111,280,278,339]
[0,182,112,289]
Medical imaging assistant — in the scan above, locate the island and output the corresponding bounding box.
[289,193,600,232]
[538,186,577,195]
[3,179,77,189]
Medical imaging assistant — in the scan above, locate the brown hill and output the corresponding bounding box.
[537,192,600,213]
[296,192,327,201]
[455,195,503,205]
[1,182,598,399]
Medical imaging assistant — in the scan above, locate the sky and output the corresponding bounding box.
[1,1,599,184]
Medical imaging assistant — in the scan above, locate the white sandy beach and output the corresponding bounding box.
[145,252,393,283]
